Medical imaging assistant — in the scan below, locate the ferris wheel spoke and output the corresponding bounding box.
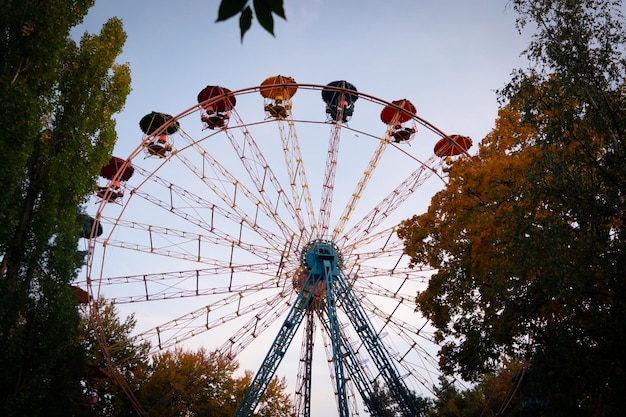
[357,291,429,337]
[344,303,440,396]
[277,116,318,237]
[348,269,432,289]
[340,226,402,272]
[333,274,421,416]
[98,215,282,267]
[378,339,440,395]
[128,166,291,254]
[172,136,297,241]
[342,225,399,251]
[92,265,285,304]
[336,155,445,247]
[258,77,316,236]
[348,269,434,338]
[133,285,289,355]
[224,110,305,235]
[344,232,434,278]
[216,290,293,359]
[318,123,341,237]
[345,246,406,266]
[353,291,441,384]
[327,284,440,399]
[331,133,392,241]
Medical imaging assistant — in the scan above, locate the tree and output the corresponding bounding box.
[136,348,237,417]
[398,1,626,415]
[431,362,526,417]
[0,1,131,414]
[216,0,286,41]
[365,380,434,417]
[137,348,295,417]
[233,370,295,417]
[80,299,151,416]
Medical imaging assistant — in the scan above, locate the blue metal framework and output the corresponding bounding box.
[295,306,315,417]
[234,239,424,417]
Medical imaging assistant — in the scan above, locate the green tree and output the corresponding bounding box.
[365,380,434,417]
[0,1,131,415]
[431,363,526,417]
[398,1,626,415]
[80,299,151,416]
[137,348,295,417]
[138,348,237,417]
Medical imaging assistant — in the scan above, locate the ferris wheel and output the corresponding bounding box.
[83,76,472,417]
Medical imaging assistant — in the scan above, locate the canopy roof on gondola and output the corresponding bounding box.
[434,135,473,157]
[197,85,236,112]
[139,111,179,135]
[380,99,416,125]
[79,214,103,239]
[321,80,359,105]
[260,75,298,100]
[99,156,134,181]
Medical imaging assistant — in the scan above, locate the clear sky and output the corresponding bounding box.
[76,0,530,157]
[76,1,533,416]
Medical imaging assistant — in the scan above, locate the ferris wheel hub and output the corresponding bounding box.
[293,239,343,307]
[299,239,343,275]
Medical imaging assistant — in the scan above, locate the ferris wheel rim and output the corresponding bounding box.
[81,78,469,416]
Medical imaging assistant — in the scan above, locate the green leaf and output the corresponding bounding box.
[216,0,249,22]
[267,0,286,19]
[253,0,275,36]
[239,6,253,42]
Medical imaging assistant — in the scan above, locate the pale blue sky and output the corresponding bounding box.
[77,0,529,157]
[77,2,532,416]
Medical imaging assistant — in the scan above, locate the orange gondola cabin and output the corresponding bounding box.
[260,75,297,119]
